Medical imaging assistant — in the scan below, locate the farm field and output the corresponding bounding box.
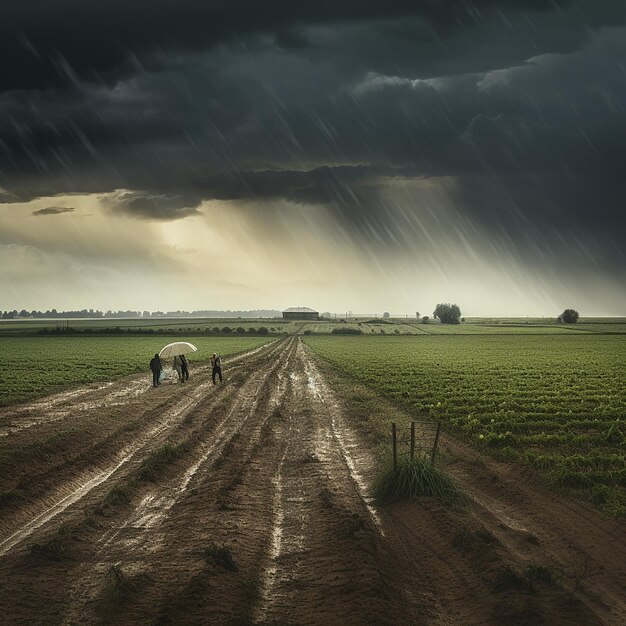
[3,316,625,337]
[0,335,270,406]
[0,337,624,624]
[304,334,626,516]
[0,317,294,335]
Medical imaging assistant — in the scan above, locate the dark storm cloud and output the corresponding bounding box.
[0,1,625,277]
[1,0,604,90]
[32,206,75,215]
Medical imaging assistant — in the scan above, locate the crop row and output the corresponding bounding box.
[304,334,626,515]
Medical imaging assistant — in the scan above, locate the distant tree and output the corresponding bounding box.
[383,312,390,319]
[560,309,579,323]
[421,316,429,324]
[416,312,420,319]
[433,303,462,324]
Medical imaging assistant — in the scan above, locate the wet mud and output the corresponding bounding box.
[0,338,622,624]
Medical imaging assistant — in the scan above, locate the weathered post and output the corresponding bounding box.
[431,421,442,465]
[410,421,416,460]
[392,422,397,471]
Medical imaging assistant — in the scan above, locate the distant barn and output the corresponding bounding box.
[282,307,319,320]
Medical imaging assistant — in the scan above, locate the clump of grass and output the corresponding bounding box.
[205,543,237,571]
[30,538,66,561]
[137,444,186,481]
[374,456,465,505]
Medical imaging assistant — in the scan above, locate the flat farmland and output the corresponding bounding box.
[0,335,624,624]
[0,335,270,406]
[304,334,626,515]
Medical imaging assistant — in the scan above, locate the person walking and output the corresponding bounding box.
[211,352,222,384]
[180,354,189,382]
[149,353,162,387]
[173,355,183,382]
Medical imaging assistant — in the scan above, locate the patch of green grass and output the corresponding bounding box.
[205,543,237,571]
[137,444,186,482]
[374,456,465,505]
[0,335,271,406]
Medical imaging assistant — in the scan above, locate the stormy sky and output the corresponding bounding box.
[1,1,625,315]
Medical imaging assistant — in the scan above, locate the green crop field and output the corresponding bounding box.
[304,334,626,515]
[0,335,271,406]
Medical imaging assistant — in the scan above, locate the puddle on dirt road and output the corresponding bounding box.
[255,440,304,624]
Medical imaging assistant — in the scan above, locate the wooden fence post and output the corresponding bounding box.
[410,421,415,460]
[431,421,442,465]
[392,422,397,471]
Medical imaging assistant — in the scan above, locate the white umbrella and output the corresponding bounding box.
[159,341,198,358]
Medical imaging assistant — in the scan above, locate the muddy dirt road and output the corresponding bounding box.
[0,338,623,624]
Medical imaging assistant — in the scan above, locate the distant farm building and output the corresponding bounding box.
[282,307,319,320]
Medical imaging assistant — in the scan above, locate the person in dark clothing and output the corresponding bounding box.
[149,353,162,387]
[180,354,189,382]
[211,352,222,384]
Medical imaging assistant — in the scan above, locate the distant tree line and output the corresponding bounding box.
[1,308,282,319]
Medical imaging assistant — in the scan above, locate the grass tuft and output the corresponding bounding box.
[137,444,186,482]
[374,456,465,505]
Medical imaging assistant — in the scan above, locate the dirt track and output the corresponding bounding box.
[0,338,624,624]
